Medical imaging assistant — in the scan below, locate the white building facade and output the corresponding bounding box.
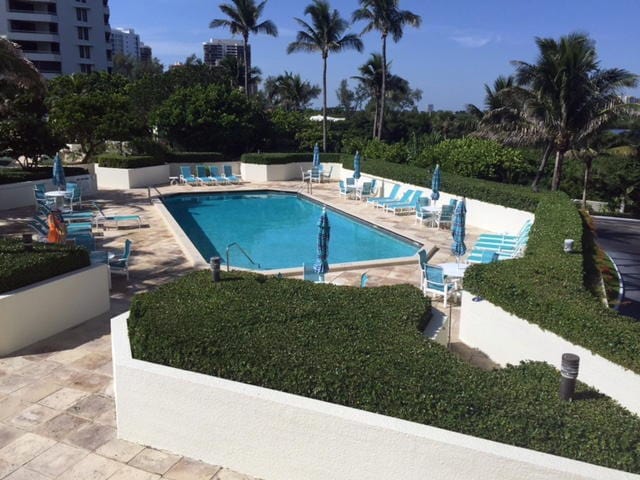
[111,27,139,58]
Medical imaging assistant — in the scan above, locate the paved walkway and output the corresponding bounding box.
[0,180,496,479]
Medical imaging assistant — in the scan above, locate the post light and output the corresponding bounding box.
[210,256,221,283]
[559,353,580,401]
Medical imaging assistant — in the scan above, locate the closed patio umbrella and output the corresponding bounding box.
[431,164,440,203]
[451,198,467,262]
[313,143,320,168]
[353,151,361,180]
[314,207,330,282]
[52,153,66,190]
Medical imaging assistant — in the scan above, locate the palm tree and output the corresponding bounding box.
[466,75,515,118]
[352,0,421,140]
[264,71,320,111]
[0,38,44,95]
[288,0,363,151]
[218,55,262,90]
[512,33,637,191]
[209,0,278,96]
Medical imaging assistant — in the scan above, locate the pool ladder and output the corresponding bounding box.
[225,242,261,271]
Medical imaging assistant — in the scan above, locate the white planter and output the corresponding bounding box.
[241,162,342,182]
[112,313,634,480]
[95,164,170,189]
[0,264,110,355]
[0,174,96,211]
[458,290,640,416]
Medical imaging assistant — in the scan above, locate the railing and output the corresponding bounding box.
[225,242,260,272]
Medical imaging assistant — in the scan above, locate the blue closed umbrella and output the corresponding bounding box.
[353,151,361,180]
[451,198,467,260]
[313,143,320,168]
[314,207,330,282]
[52,153,66,190]
[431,164,440,202]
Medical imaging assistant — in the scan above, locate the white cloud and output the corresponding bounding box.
[450,35,492,48]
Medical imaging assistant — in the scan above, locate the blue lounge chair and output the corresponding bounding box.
[196,165,214,185]
[38,202,96,226]
[385,190,423,215]
[34,215,93,234]
[223,165,242,183]
[367,184,400,207]
[422,264,456,307]
[93,205,142,229]
[109,239,133,280]
[477,221,532,243]
[209,166,229,184]
[467,249,501,264]
[179,166,200,186]
[379,189,414,211]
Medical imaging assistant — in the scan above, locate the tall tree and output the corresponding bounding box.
[0,38,44,96]
[217,55,262,90]
[335,79,356,113]
[209,0,278,96]
[352,0,421,140]
[263,71,320,111]
[288,0,363,151]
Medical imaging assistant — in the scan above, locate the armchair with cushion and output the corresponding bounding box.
[422,264,456,307]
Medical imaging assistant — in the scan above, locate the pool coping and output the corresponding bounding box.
[154,188,424,275]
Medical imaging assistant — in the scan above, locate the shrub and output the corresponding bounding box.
[362,139,407,164]
[344,156,540,212]
[464,193,640,373]
[165,152,225,163]
[128,271,640,473]
[0,238,90,294]
[241,152,348,165]
[97,154,164,169]
[0,167,89,185]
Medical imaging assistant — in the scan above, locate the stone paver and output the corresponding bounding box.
[0,180,495,480]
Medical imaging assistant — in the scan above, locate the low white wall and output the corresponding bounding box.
[0,174,96,211]
[0,264,110,355]
[112,313,635,480]
[241,162,341,182]
[342,169,533,234]
[458,290,640,416]
[96,164,170,189]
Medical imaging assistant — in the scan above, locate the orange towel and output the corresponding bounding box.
[47,212,67,244]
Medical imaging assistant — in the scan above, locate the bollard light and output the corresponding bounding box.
[22,233,33,251]
[559,353,580,401]
[210,256,221,283]
[563,239,574,253]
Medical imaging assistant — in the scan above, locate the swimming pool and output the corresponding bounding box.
[163,191,420,270]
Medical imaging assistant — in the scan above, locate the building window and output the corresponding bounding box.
[79,45,91,59]
[33,60,62,74]
[77,26,89,40]
[80,63,93,73]
[76,8,88,22]
[104,14,109,25]
[76,0,87,3]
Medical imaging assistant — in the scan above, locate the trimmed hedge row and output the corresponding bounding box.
[242,152,348,165]
[0,167,89,185]
[347,156,540,212]
[128,271,640,473]
[464,193,640,373]
[97,154,164,169]
[166,152,225,163]
[0,238,90,294]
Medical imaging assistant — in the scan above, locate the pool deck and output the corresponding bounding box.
[0,180,496,480]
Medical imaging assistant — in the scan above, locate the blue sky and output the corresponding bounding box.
[109,0,640,111]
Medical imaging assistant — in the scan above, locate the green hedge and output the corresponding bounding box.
[0,167,89,185]
[0,238,90,294]
[241,152,348,165]
[97,154,164,169]
[346,157,540,212]
[165,152,225,163]
[128,271,640,473]
[464,193,640,373]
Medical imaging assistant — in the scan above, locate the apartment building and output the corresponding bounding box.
[203,38,250,69]
[111,27,138,58]
[0,0,113,77]
[139,42,151,62]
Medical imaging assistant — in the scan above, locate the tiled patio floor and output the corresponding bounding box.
[0,180,497,479]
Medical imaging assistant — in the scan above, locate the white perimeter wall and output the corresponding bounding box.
[1,264,110,355]
[112,313,637,480]
[458,290,640,415]
[343,169,534,234]
[0,174,96,211]
[96,164,170,189]
[242,162,341,182]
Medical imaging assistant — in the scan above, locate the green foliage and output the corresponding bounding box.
[128,271,640,473]
[347,156,540,211]
[241,152,348,165]
[362,138,407,163]
[165,152,225,163]
[0,238,89,294]
[464,193,640,372]
[96,155,163,169]
[0,167,88,185]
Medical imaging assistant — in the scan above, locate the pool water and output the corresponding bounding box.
[163,192,420,270]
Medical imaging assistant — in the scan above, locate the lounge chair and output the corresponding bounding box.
[34,215,93,234]
[367,183,399,207]
[467,249,501,264]
[385,190,423,215]
[93,205,142,229]
[355,181,374,201]
[179,166,200,186]
[109,239,133,280]
[436,205,454,229]
[422,264,456,307]
[379,189,414,211]
[223,165,242,183]
[477,221,532,243]
[38,202,96,223]
[208,166,229,185]
[196,165,214,185]
[27,219,94,244]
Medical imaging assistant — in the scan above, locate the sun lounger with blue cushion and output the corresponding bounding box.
[94,205,142,229]
[477,221,532,243]
[377,189,414,210]
[385,190,423,215]
[179,166,200,186]
[223,165,242,183]
[367,184,400,207]
[196,165,214,185]
[208,166,229,184]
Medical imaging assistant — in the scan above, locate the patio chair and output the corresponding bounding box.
[422,264,456,307]
[355,181,374,201]
[65,182,82,210]
[436,205,454,229]
[360,272,369,288]
[179,166,200,186]
[208,166,229,185]
[311,167,322,183]
[196,165,214,185]
[415,197,435,225]
[449,198,458,209]
[367,184,399,207]
[321,165,333,182]
[417,246,439,286]
[34,188,57,210]
[223,165,242,184]
[385,190,423,215]
[109,239,133,280]
[338,180,349,198]
[301,166,312,182]
[379,189,414,211]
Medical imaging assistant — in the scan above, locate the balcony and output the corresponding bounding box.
[6,10,57,22]
[8,31,59,42]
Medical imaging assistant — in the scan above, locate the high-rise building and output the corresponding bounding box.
[0,0,112,78]
[139,43,152,62]
[111,27,139,58]
[203,38,250,69]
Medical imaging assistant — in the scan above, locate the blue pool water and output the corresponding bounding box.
[163,191,420,270]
